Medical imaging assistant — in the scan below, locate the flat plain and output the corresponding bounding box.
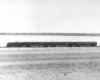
[0,47,100,80]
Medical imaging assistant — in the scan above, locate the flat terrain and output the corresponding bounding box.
[0,47,100,80]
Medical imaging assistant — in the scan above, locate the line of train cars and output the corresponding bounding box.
[6,42,97,47]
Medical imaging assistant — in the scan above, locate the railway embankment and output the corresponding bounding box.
[0,47,100,54]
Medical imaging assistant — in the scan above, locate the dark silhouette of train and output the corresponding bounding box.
[6,42,97,47]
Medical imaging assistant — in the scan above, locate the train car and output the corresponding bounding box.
[23,42,42,47]
[7,42,43,47]
[7,42,24,47]
[51,42,68,47]
[42,42,73,47]
[74,42,97,47]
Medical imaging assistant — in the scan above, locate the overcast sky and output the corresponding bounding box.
[0,0,100,46]
[0,0,100,33]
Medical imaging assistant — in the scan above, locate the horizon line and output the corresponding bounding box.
[0,33,100,36]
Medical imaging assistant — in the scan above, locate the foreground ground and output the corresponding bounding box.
[0,47,100,80]
[0,60,100,80]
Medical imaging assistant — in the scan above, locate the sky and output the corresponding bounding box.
[0,0,100,33]
[0,0,100,46]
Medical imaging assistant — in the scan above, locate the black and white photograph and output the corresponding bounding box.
[0,0,100,80]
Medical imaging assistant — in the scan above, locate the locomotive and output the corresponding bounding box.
[6,42,97,47]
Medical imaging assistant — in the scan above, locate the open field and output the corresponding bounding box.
[0,47,100,80]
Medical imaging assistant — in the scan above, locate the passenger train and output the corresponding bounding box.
[6,42,97,47]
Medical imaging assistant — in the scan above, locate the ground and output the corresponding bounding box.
[0,47,100,80]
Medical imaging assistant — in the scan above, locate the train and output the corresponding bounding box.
[6,42,97,47]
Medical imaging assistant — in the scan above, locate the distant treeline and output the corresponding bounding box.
[0,33,100,36]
